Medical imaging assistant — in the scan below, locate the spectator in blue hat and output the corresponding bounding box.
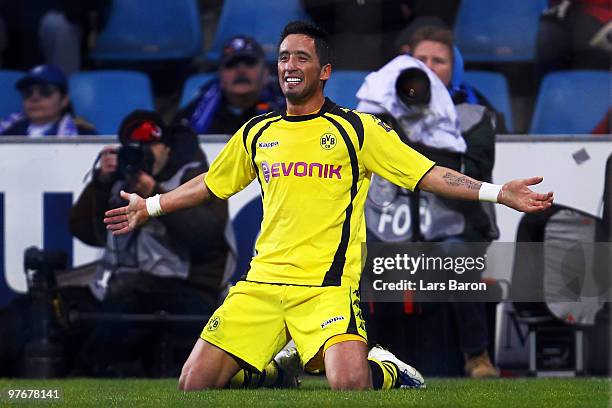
[0,64,97,136]
[174,36,285,135]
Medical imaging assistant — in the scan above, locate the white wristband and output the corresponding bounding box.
[145,194,165,217]
[479,182,502,203]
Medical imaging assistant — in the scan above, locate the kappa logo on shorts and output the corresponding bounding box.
[320,133,337,150]
[320,315,345,329]
[206,316,221,331]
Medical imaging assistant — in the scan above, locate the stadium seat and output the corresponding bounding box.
[529,70,611,134]
[178,72,217,108]
[325,70,369,110]
[509,198,609,375]
[0,70,25,119]
[454,0,547,62]
[69,71,155,134]
[206,0,311,64]
[463,70,513,132]
[91,0,202,61]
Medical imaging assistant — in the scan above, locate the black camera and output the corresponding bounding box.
[23,247,68,378]
[24,246,67,295]
[116,144,155,178]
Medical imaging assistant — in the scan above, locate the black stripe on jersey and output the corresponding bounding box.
[242,112,279,152]
[250,117,282,199]
[346,290,358,335]
[330,105,365,149]
[321,114,359,286]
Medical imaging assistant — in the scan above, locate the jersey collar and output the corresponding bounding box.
[281,98,336,122]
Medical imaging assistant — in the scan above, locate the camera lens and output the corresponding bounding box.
[395,68,431,107]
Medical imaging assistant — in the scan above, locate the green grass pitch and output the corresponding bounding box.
[0,376,609,407]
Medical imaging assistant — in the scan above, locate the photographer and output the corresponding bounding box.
[357,50,499,378]
[357,54,470,244]
[0,111,229,377]
[69,110,229,375]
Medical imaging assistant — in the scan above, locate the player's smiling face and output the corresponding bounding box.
[277,34,330,104]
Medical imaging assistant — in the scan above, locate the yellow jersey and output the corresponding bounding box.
[205,98,435,287]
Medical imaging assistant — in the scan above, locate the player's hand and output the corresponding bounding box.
[498,176,554,213]
[104,190,149,235]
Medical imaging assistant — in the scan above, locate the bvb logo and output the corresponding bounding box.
[320,133,337,150]
[206,316,221,331]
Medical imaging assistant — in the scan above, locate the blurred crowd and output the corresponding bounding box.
[0,0,608,137]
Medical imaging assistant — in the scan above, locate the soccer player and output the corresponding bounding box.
[104,21,554,391]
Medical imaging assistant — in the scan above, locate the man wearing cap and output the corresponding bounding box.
[0,64,96,136]
[174,36,285,135]
[67,110,229,375]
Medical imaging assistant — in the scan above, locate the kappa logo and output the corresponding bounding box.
[206,316,221,331]
[258,141,279,149]
[320,133,337,150]
[320,315,345,329]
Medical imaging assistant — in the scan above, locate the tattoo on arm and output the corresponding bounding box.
[442,172,482,190]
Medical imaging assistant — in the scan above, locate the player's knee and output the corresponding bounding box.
[178,361,222,391]
[327,367,371,390]
[178,371,188,391]
[178,364,199,391]
[178,372,218,391]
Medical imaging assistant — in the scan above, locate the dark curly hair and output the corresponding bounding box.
[279,21,334,67]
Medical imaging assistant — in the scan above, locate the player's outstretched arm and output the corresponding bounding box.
[419,166,554,213]
[104,172,212,235]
